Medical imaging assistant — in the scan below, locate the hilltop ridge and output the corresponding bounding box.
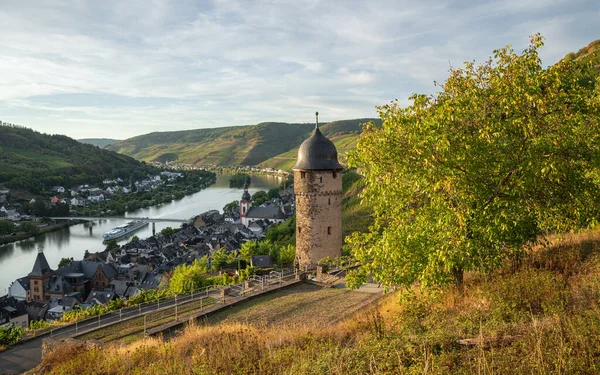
[106,118,380,167]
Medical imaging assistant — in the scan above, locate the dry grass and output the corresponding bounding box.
[34,227,600,374]
[206,283,381,327]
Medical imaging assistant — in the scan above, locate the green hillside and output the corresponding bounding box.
[77,138,120,148]
[0,124,154,194]
[259,118,382,170]
[106,119,379,167]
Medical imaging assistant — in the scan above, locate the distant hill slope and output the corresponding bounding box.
[0,124,153,194]
[562,39,600,66]
[78,138,120,148]
[260,118,382,170]
[106,118,379,167]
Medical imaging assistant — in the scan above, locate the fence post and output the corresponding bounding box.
[120,308,122,321]
[144,314,147,335]
[139,304,141,315]
[175,295,178,321]
[200,297,203,311]
[76,321,78,335]
[51,329,53,338]
[191,289,194,300]
[98,315,101,327]
[157,298,160,310]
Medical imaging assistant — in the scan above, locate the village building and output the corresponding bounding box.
[239,185,286,227]
[8,277,29,301]
[293,113,343,267]
[28,252,55,302]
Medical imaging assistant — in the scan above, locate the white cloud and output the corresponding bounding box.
[0,0,597,138]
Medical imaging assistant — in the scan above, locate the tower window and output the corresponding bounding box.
[298,226,302,234]
[327,226,332,235]
[242,206,246,214]
[333,172,337,179]
[301,172,306,179]
[319,177,323,183]
[328,198,331,205]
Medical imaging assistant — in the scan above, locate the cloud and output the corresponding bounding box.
[0,0,597,138]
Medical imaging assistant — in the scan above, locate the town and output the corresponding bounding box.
[0,177,295,328]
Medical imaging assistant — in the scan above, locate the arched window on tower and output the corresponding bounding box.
[328,197,331,205]
[332,172,337,179]
[327,226,332,235]
[298,226,302,234]
[319,177,323,183]
[301,172,306,179]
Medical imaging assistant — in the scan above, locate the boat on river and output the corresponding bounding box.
[102,220,149,241]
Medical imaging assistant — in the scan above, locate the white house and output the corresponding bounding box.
[8,277,29,301]
[88,194,105,203]
[70,198,80,206]
[51,186,65,193]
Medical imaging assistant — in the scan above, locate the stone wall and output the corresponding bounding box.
[294,169,342,266]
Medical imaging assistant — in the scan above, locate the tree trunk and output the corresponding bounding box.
[452,266,464,293]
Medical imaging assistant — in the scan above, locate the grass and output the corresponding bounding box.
[34,227,600,374]
[76,297,218,344]
[205,283,381,327]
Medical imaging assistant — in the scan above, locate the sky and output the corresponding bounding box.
[0,0,598,139]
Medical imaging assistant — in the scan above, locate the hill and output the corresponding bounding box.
[106,118,379,167]
[77,138,120,148]
[0,124,154,194]
[37,228,600,374]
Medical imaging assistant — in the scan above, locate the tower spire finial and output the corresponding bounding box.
[315,111,319,129]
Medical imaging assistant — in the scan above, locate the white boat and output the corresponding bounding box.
[102,220,149,241]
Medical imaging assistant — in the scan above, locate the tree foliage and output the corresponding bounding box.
[168,258,211,295]
[0,220,14,235]
[348,34,600,288]
[0,325,23,346]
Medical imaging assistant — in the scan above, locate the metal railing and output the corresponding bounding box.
[33,268,300,341]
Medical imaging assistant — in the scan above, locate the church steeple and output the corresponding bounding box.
[240,183,252,223]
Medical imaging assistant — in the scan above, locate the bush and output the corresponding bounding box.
[0,325,23,346]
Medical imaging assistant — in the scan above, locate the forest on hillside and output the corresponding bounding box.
[0,123,156,194]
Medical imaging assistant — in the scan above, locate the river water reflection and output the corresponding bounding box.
[0,173,282,293]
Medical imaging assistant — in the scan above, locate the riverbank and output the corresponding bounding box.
[0,173,283,293]
[0,221,84,246]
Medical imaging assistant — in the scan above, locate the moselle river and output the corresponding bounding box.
[0,173,283,293]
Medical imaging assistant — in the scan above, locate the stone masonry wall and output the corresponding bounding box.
[294,169,342,267]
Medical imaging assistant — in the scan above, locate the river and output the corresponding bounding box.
[0,173,283,294]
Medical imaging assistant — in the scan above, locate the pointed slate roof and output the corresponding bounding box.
[29,252,53,277]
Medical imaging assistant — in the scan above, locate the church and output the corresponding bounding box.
[239,184,286,227]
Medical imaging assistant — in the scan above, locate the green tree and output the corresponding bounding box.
[348,34,600,289]
[0,325,23,346]
[105,240,119,252]
[267,188,280,200]
[279,244,296,265]
[18,221,39,235]
[223,200,239,213]
[32,199,48,217]
[160,227,177,237]
[0,220,14,235]
[168,258,210,295]
[211,248,229,272]
[57,257,71,268]
[251,190,267,206]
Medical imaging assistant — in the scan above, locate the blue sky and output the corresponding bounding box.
[0,0,598,139]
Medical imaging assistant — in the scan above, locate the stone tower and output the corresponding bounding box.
[293,112,343,267]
